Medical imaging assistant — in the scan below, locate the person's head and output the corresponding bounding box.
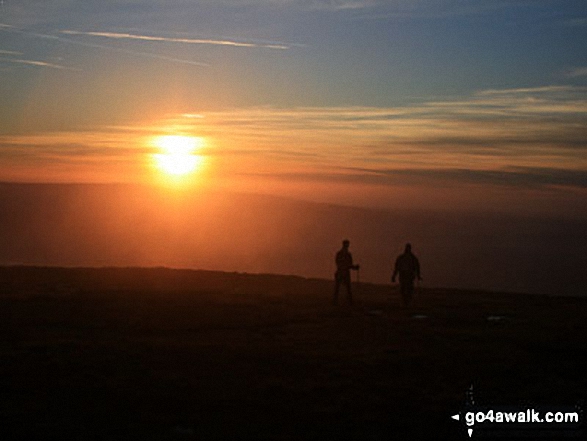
[342,239,350,249]
[404,243,412,253]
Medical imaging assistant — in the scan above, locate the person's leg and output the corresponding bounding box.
[400,282,407,307]
[333,274,340,305]
[400,278,413,307]
[404,281,414,306]
[345,276,353,304]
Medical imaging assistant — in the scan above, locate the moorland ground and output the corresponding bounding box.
[0,266,585,440]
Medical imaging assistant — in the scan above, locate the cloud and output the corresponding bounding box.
[2,84,586,192]
[1,22,289,72]
[0,130,153,173]
[60,30,290,50]
[0,49,22,55]
[476,86,577,96]
[342,166,587,189]
[0,23,210,67]
[154,85,587,179]
[0,0,522,28]
[232,165,587,193]
[188,84,587,146]
[565,67,587,78]
[0,56,73,70]
[107,0,377,11]
[345,0,523,19]
[185,0,514,15]
[302,0,377,11]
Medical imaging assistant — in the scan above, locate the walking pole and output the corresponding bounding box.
[354,267,360,305]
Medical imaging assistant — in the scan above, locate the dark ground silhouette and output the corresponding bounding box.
[0,266,585,440]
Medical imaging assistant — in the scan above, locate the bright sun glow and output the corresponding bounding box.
[152,135,204,177]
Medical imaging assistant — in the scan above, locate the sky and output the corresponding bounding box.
[1,0,586,217]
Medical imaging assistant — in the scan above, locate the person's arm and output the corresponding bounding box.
[415,257,422,280]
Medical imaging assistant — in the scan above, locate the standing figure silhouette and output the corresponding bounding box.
[391,243,422,307]
[333,239,360,305]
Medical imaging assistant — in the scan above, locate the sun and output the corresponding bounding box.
[152,135,204,178]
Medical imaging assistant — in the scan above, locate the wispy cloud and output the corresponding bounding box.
[303,0,377,11]
[0,130,151,171]
[184,0,509,15]
[476,86,576,96]
[156,85,587,178]
[341,166,587,189]
[0,49,22,55]
[2,85,586,192]
[60,30,290,50]
[1,22,291,72]
[565,67,587,78]
[349,0,520,20]
[0,56,73,70]
[239,166,587,192]
[0,23,209,67]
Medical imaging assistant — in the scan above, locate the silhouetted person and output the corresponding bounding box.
[333,239,360,305]
[391,243,422,307]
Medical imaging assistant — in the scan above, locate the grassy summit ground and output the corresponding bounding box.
[0,267,585,440]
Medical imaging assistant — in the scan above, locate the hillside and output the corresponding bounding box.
[1,182,586,296]
[0,266,585,440]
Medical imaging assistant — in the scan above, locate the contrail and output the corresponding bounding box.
[0,49,22,55]
[0,56,73,70]
[60,30,290,50]
[0,23,209,67]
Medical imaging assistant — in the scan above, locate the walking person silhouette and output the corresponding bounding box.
[333,239,360,305]
[391,243,422,307]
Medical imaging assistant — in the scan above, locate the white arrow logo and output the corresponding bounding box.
[451,414,473,437]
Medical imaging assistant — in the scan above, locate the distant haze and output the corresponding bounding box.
[1,2,586,290]
[0,183,585,296]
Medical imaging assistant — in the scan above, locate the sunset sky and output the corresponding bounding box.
[1,0,586,217]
